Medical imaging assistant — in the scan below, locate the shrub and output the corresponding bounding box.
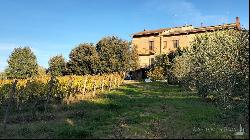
[153,54,172,71]
[129,45,140,71]
[148,50,182,84]
[171,54,193,89]
[147,66,165,81]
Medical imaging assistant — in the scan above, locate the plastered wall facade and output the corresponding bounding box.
[132,33,197,68]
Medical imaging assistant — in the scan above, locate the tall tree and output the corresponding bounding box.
[96,36,138,73]
[48,55,66,76]
[6,47,38,79]
[37,65,47,76]
[67,43,100,75]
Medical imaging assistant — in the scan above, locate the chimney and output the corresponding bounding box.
[144,29,146,31]
[236,16,241,30]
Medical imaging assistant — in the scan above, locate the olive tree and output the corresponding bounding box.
[172,29,249,110]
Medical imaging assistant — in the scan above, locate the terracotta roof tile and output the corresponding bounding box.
[163,23,237,36]
[132,23,238,37]
[131,28,170,36]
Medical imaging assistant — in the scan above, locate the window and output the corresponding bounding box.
[149,41,154,51]
[173,40,179,48]
[163,41,167,49]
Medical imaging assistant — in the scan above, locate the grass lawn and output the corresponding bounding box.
[0,81,248,139]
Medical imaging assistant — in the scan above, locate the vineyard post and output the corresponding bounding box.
[15,86,19,111]
[101,78,104,92]
[45,76,54,112]
[109,75,112,91]
[117,77,120,88]
[83,76,87,94]
[114,77,117,88]
[117,75,121,88]
[3,79,18,130]
[93,80,96,96]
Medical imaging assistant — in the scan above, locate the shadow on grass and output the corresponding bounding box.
[0,82,247,139]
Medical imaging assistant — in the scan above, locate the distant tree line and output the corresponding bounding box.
[1,36,139,79]
[49,36,139,76]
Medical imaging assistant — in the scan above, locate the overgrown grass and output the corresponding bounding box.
[0,81,248,139]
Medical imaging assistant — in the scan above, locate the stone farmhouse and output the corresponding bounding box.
[131,17,241,68]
